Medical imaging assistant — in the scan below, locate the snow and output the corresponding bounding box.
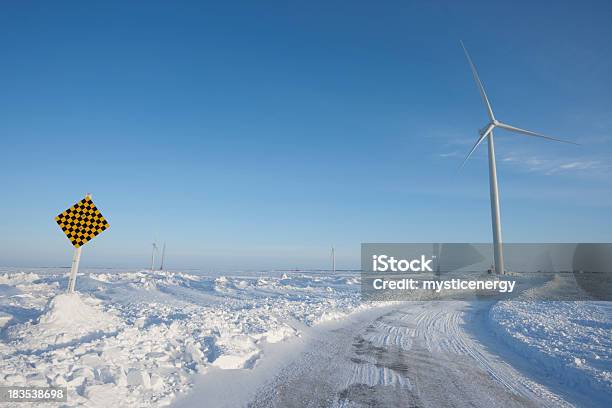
[7,292,120,347]
[0,267,367,407]
[490,300,611,405]
[1,266,610,407]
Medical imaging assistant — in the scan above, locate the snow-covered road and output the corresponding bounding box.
[242,302,571,408]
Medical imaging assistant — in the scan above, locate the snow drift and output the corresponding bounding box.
[8,292,121,348]
[0,268,364,407]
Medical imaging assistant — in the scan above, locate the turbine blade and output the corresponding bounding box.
[460,126,493,168]
[460,41,495,121]
[496,122,580,145]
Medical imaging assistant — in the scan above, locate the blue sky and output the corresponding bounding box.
[1,1,611,270]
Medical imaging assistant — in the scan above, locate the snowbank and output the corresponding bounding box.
[8,292,121,348]
[0,267,366,407]
[490,301,611,405]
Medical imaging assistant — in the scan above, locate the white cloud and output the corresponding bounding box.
[438,151,459,158]
[499,154,611,176]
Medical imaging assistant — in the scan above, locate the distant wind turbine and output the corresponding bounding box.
[460,41,578,275]
[150,242,158,272]
[159,242,166,271]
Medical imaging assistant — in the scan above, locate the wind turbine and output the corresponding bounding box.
[159,242,166,271]
[460,41,578,275]
[150,242,158,272]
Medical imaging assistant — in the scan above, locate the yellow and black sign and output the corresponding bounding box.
[55,196,109,248]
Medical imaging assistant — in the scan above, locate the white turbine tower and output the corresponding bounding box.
[460,41,578,275]
[159,242,166,271]
[150,242,158,272]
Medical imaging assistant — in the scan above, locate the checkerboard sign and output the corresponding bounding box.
[55,196,109,248]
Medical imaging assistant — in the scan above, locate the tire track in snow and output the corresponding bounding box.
[248,301,572,408]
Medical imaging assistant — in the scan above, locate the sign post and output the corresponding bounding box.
[55,193,109,293]
[67,247,82,293]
